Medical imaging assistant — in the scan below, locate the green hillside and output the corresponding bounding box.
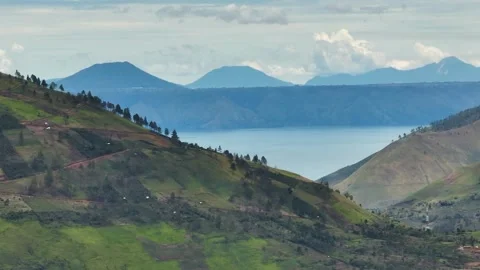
[389,163,480,232]
[332,120,480,209]
[0,72,473,269]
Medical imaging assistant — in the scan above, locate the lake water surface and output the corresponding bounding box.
[181,127,414,180]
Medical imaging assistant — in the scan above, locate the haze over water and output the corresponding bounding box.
[181,126,414,180]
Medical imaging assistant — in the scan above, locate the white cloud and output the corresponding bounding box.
[11,42,24,53]
[0,49,12,73]
[241,60,264,71]
[322,3,389,14]
[241,59,312,82]
[413,42,449,62]
[312,29,385,74]
[155,4,288,25]
[386,59,418,70]
[385,43,450,70]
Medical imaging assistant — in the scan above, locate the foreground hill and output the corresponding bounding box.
[54,61,184,92]
[329,105,480,209]
[388,163,480,232]
[187,66,293,89]
[92,81,480,131]
[306,57,480,86]
[0,71,473,269]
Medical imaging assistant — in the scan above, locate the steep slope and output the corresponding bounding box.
[332,107,480,209]
[0,72,472,269]
[318,153,375,186]
[187,66,293,89]
[54,61,184,92]
[306,57,480,86]
[389,163,480,232]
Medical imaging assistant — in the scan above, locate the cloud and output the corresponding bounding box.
[155,4,288,25]
[323,3,389,14]
[241,60,312,78]
[385,43,450,70]
[11,42,24,53]
[413,42,449,62]
[312,29,385,74]
[323,3,353,13]
[113,6,130,14]
[386,59,418,70]
[0,49,12,73]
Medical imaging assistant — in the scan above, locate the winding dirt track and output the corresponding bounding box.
[64,149,130,169]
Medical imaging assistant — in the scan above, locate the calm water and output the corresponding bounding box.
[181,127,414,180]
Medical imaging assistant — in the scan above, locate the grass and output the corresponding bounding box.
[335,128,480,208]
[204,236,279,270]
[407,164,480,203]
[67,109,146,132]
[0,96,52,121]
[0,218,186,269]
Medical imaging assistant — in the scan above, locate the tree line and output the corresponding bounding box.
[12,70,180,143]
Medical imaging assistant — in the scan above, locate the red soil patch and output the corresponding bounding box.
[65,149,130,170]
[444,172,460,185]
[0,175,8,181]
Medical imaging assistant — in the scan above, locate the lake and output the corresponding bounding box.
[180,126,414,180]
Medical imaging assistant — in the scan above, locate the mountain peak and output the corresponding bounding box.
[55,62,183,91]
[438,56,465,65]
[187,65,293,89]
[307,55,479,86]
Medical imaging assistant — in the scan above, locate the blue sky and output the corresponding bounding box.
[1,0,479,84]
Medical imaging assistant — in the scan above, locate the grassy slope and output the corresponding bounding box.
[388,163,480,231]
[318,153,375,186]
[0,73,472,269]
[334,121,480,209]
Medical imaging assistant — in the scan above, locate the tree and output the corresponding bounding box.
[261,156,267,165]
[49,82,57,90]
[230,162,236,170]
[123,108,131,120]
[41,80,48,88]
[218,145,222,152]
[171,129,179,142]
[143,116,148,126]
[15,70,22,78]
[245,154,251,161]
[115,104,123,114]
[133,113,141,125]
[59,84,65,92]
[164,128,170,136]
[44,167,54,187]
[27,177,38,195]
[18,130,24,146]
[252,155,259,163]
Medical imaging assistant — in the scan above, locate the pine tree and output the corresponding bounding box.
[261,156,267,165]
[171,129,179,142]
[59,84,65,91]
[44,167,54,187]
[18,130,24,146]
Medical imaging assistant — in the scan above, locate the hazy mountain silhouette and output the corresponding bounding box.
[187,66,293,89]
[54,62,184,92]
[306,57,480,85]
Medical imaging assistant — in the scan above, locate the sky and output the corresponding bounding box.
[1,0,480,85]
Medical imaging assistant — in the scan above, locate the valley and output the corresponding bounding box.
[0,71,474,269]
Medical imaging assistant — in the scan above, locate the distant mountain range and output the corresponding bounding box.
[186,66,293,89]
[306,57,480,86]
[52,57,480,92]
[53,61,184,92]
